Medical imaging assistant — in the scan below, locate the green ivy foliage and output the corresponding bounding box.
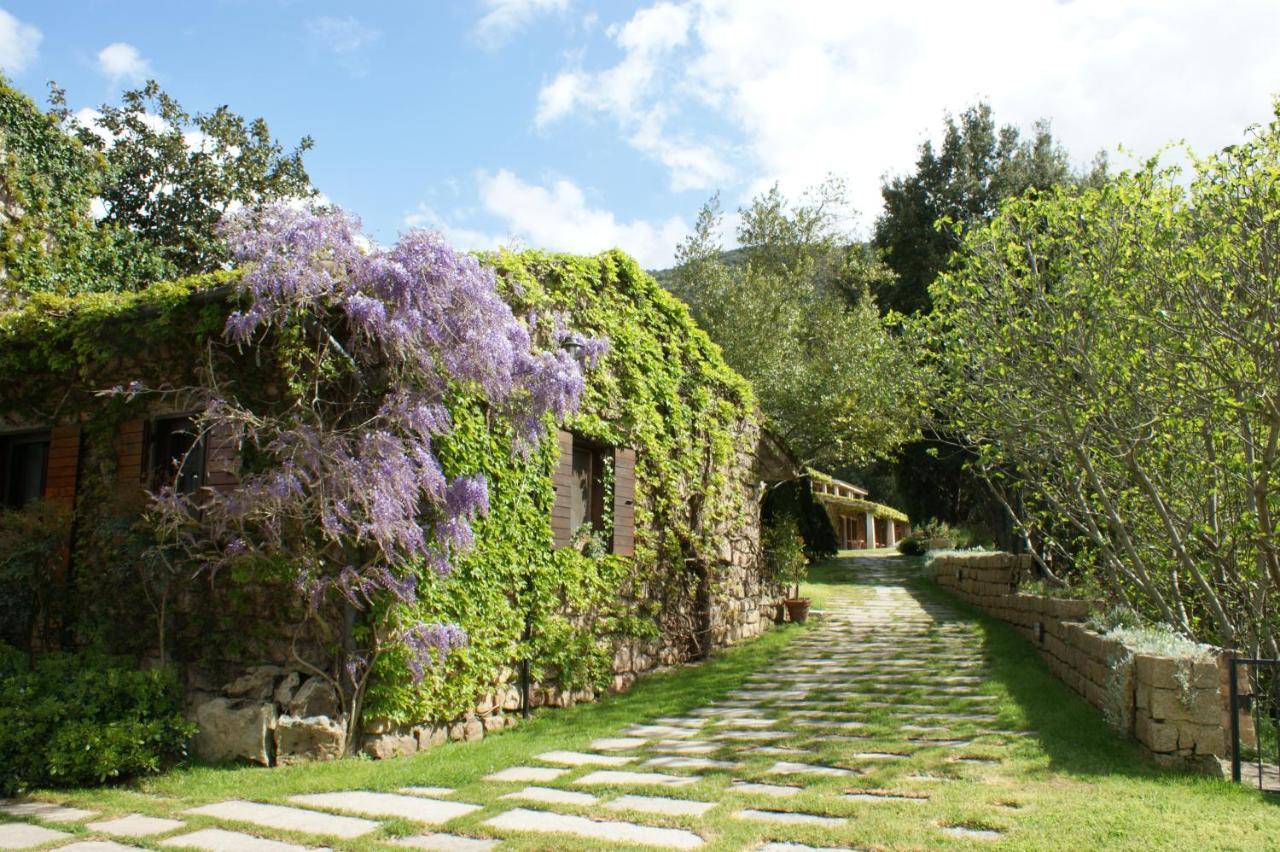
[0,249,761,726]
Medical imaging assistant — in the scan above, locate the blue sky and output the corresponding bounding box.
[3,1,1280,267]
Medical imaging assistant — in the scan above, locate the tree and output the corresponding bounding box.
[0,78,315,302]
[921,104,1280,653]
[670,180,923,471]
[873,101,1096,316]
[135,205,604,751]
[871,102,1102,531]
[61,81,315,282]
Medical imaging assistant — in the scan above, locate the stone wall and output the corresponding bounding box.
[191,425,785,766]
[932,552,1236,772]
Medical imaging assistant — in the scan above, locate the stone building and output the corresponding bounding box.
[810,473,910,549]
[0,250,799,765]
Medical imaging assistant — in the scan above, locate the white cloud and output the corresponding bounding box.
[0,9,40,74]
[306,16,379,54]
[535,1,730,191]
[96,42,150,83]
[538,0,1280,225]
[409,171,689,267]
[475,0,570,48]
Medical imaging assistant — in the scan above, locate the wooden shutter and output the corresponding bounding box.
[115,418,146,491]
[44,425,81,511]
[203,422,241,493]
[551,430,574,548]
[611,447,636,557]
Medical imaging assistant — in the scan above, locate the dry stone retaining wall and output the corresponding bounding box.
[932,552,1236,772]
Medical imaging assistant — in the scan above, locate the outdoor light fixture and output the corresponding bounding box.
[560,336,583,357]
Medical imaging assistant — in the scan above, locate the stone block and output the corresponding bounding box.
[223,665,283,701]
[463,719,485,741]
[1191,690,1222,726]
[275,714,345,764]
[1136,714,1178,752]
[287,676,340,718]
[272,671,301,706]
[1148,687,1179,721]
[1135,654,1177,689]
[363,730,417,759]
[1194,724,1226,756]
[1190,660,1220,690]
[483,714,505,733]
[449,721,466,741]
[193,697,277,765]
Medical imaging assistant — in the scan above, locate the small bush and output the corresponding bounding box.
[763,514,809,597]
[0,647,195,795]
[897,535,927,556]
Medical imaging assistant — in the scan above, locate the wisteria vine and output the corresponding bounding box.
[146,205,605,745]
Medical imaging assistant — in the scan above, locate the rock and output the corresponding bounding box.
[288,677,340,718]
[362,730,417,760]
[449,722,466,741]
[223,665,284,701]
[193,697,277,765]
[463,719,485,741]
[415,725,447,750]
[501,687,522,711]
[483,714,505,733]
[474,692,496,715]
[273,671,302,706]
[275,715,345,764]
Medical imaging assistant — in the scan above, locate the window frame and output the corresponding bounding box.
[0,429,51,509]
[148,415,208,495]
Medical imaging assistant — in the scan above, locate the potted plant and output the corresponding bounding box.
[763,515,811,623]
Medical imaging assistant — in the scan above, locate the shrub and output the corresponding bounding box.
[763,515,809,598]
[0,647,194,795]
[897,535,927,556]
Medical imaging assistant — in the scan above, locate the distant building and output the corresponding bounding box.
[809,472,910,549]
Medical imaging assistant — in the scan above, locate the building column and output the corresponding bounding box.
[885,517,897,547]
[864,511,876,549]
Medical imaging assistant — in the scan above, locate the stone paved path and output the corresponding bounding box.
[0,554,1024,850]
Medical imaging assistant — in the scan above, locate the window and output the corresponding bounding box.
[0,432,50,508]
[553,431,635,555]
[150,416,206,494]
[570,442,607,534]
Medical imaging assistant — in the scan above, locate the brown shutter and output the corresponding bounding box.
[115,418,146,491]
[203,422,241,493]
[611,447,636,557]
[551,430,574,548]
[44,425,81,511]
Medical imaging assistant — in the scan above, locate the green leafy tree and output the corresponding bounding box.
[920,103,1280,653]
[872,102,1103,531]
[670,180,923,470]
[874,101,1098,316]
[60,81,315,280]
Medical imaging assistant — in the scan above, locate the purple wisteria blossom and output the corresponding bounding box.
[150,204,605,730]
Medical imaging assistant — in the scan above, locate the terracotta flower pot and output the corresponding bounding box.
[773,602,787,625]
[783,598,811,624]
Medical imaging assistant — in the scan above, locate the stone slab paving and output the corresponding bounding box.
[604,795,717,817]
[499,786,597,806]
[87,814,186,837]
[481,766,567,783]
[0,823,70,849]
[573,769,699,788]
[535,750,633,766]
[735,809,847,827]
[399,786,454,798]
[0,801,96,823]
[484,807,704,849]
[590,736,649,750]
[185,800,378,838]
[61,842,146,851]
[288,792,480,824]
[392,833,498,850]
[159,828,315,851]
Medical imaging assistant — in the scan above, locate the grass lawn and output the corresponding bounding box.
[7,551,1280,850]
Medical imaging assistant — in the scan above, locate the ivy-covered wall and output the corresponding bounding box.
[0,248,787,755]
